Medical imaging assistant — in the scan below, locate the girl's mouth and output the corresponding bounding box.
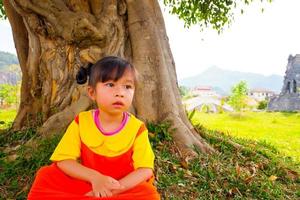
[112,101,124,106]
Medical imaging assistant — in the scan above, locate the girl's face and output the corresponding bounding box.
[88,69,135,116]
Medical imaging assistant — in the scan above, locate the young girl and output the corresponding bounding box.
[28,56,160,200]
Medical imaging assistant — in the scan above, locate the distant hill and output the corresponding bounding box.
[0,51,21,84]
[0,51,19,68]
[179,66,283,94]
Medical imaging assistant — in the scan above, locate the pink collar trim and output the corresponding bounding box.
[93,109,129,136]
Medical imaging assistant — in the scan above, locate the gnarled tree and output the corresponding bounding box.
[2,0,268,157]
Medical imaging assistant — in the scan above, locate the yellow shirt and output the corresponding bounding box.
[50,111,155,170]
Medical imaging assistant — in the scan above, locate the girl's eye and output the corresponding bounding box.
[125,85,133,89]
[105,83,114,87]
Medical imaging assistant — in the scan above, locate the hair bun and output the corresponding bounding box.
[76,63,93,84]
[76,66,88,84]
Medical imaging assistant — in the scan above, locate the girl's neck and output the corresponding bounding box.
[97,109,125,133]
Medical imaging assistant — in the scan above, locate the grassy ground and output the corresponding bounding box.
[192,111,300,165]
[0,110,299,199]
[0,108,16,130]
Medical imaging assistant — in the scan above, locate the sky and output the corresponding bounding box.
[162,0,300,79]
[0,19,15,54]
[1,0,300,79]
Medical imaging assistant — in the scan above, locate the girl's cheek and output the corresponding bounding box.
[129,90,134,95]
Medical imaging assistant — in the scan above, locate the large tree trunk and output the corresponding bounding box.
[4,0,214,156]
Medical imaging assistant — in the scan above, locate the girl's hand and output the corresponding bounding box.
[88,174,124,197]
[111,189,124,196]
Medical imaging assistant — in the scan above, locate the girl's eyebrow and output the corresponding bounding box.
[124,79,134,84]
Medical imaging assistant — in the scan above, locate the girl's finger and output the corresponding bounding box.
[104,189,113,197]
[100,190,107,197]
[93,191,100,197]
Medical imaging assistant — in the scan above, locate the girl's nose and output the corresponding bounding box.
[115,87,125,97]
[115,93,124,97]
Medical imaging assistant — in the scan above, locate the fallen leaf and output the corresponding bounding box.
[244,176,254,184]
[185,170,192,176]
[148,132,155,138]
[180,160,189,169]
[268,175,278,181]
[285,169,299,181]
[178,183,185,187]
[236,163,241,177]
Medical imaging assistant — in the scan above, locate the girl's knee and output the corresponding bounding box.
[35,164,58,178]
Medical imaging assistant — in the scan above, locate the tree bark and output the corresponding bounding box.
[4,0,214,156]
[3,0,29,130]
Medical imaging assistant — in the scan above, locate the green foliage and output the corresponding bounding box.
[179,86,198,100]
[228,80,248,112]
[1,1,273,32]
[163,0,272,32]
[188,108,196,121]
[257,100,268,110]
[147,121,173,148]
[0,83,20,106]
[0,128,37,148]
[0,0,6,19]
[179,85,189,97]
[201,104,211,113]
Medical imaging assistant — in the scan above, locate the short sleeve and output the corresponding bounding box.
[132,125,155,170]
[50,120,81,161]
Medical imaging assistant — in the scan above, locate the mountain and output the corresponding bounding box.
[0,51,19,68]
[0,51,21,85]
[179,66,283,94]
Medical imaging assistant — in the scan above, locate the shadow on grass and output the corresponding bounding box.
[279,111,299,117]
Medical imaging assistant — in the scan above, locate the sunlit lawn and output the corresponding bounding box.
[0,108,17,130]
[1,108,300,163]
[192,111,300,164]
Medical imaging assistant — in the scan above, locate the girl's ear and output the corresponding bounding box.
[87,86,96,100]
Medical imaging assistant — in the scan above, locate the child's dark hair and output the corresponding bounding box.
[76,56,136,87]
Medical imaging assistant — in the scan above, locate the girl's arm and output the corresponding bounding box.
[57,159,100,182]
[57,160,123,197]
[112,168,153,195]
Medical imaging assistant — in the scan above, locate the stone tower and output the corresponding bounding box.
[268,54,300,111]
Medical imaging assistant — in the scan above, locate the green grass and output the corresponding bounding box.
[0,108,17,130]
[192,111,300,164]
[155,127,299,199]
[0,110,299,199]
[0,130,61,199]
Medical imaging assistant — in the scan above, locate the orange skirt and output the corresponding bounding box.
[28,142,160,200]
[28,163,160,200]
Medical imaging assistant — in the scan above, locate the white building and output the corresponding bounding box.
[191,86,218,97]
[247,88,275,101]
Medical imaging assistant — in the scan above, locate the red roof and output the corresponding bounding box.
[194,86,212,91]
